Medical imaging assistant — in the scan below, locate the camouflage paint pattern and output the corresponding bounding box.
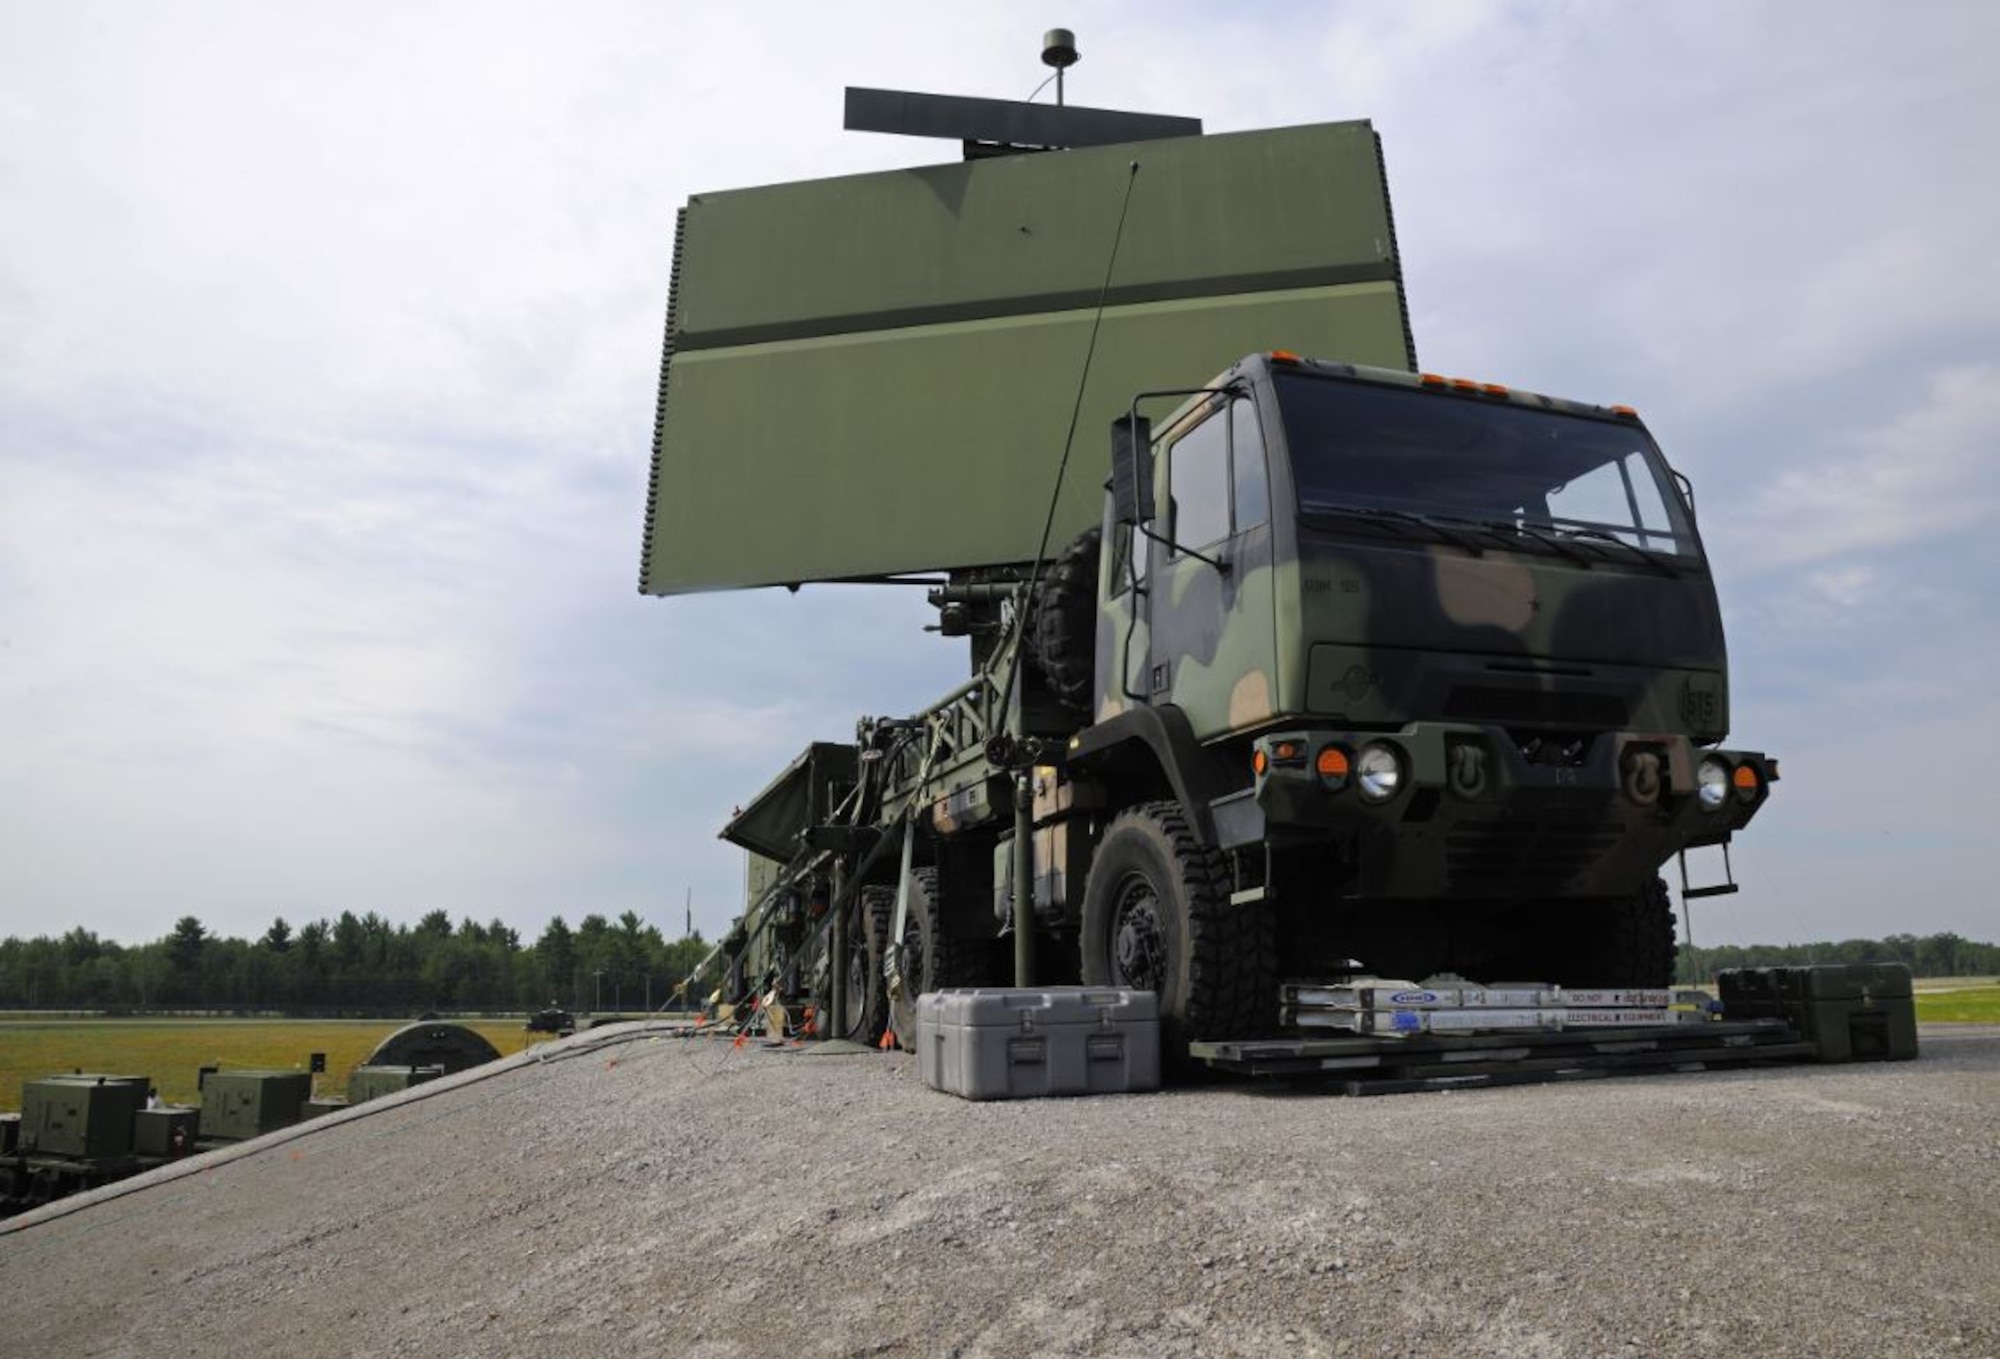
[1094,353,1771,902]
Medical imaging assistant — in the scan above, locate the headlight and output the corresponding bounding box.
[1356,742,1404,802]
[1697,756,1730,810]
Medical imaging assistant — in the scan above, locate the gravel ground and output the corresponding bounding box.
[4,1023,1997,1359]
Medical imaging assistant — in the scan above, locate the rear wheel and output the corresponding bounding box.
[828,890,890,1044]
[1079,802,1277,1059]
[886,869,1004,1050]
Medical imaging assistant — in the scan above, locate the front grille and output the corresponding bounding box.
[1444,686,1630,728]
[1445,820,1621,889]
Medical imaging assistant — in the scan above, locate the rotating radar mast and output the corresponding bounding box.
[1042,28,1079,106]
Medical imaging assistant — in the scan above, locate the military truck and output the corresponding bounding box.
[642,50,1774,1059]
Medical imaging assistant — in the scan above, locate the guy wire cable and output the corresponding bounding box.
[998,159,1143,715]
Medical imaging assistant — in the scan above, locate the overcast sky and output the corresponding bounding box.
[2,1,1995,951]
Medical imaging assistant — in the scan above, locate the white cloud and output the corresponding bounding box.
[2,1,1997,949]
[1720,364,2000,573]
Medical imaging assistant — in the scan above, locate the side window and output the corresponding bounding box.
[1546,451,1674,546]
[1545,460,1630,529]
[1621,454,1675,540]
[1168,409,1230,552]
[1229,398,1269,531]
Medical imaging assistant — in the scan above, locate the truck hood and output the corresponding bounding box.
[1296,535,1725,670]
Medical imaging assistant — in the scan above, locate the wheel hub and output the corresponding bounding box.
[1111,879,1167,992]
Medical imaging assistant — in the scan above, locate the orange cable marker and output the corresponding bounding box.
[879,1030,897,1051]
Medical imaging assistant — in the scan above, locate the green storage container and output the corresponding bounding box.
[132,1105,199,1158]
[1719,964,1917,1063]
[20,1075,149,1158]
[346,1064,445,1105]
[1716,967,1784,1019]
[197,1070,312,1142]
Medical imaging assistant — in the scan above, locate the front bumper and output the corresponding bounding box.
[1229,723,1775,900]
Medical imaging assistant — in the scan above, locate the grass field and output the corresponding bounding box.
[0,1018,533,1113]
[1913,981,2000,1024]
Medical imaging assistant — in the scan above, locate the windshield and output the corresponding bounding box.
[1274,374,1699,558]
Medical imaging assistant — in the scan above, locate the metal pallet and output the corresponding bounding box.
[1189,1020,1815,1093]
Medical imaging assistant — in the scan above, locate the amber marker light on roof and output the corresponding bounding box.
[1482,383,1510,396]
[1451,378,1480,392]
[1611,404,1640,418]
[1420,373,1447,388]
[1269,349,1301,365]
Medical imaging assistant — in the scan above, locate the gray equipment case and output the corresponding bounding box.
[916,987,1160,1100]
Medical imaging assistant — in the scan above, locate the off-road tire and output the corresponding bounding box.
[886,869,1005,1051]
[1556,877,1678,988]
[1030,527,1102,715]
[1079,801,1278,1061]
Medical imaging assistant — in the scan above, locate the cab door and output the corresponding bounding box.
[1144,394,1279,739]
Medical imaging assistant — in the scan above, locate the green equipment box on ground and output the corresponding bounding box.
[197,1070,313,1142]
[132,1105,199,1158]
[20,1075,150,1158]
[347,1064,445,1104]
[1718,963,1918,1062]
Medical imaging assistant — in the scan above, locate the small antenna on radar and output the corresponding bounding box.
[1042,28,1079,107]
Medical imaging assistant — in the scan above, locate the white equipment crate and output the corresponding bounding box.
[916,987,1159,1100]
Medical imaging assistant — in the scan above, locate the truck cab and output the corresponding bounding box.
[1071,352,1773,1012]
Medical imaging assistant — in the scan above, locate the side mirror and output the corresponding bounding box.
[1110,414,1154,525]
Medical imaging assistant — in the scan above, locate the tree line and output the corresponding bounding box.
[2,918,1990,1013]
[1677,931,1998,984]
[0,910,712,1015]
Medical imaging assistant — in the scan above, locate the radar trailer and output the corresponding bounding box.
[642,36,1777,1074]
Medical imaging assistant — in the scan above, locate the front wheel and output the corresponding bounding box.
[1551,877,1678,988]
[1079,802,1277,1057]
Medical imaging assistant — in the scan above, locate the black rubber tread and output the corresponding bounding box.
[883,868,1010,1049]
[886,869,939,1051]
[832,888,890,1044]
[1030,527,1102,714]
[1558,877,1678,988]
[1080,800,1278,1057]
